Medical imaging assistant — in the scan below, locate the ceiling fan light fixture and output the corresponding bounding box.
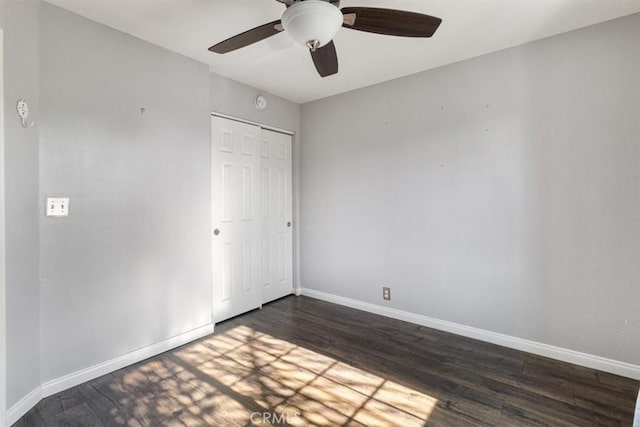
[282,0,343,49]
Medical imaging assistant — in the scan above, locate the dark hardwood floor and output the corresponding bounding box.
[15,296,639,426]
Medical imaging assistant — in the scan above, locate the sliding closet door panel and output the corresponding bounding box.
[261,129,293,303]
[212,116,262,322]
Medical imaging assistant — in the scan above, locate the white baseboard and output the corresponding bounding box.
[7,323,213,426]
[300,288,640,381]
[6,386,42,427]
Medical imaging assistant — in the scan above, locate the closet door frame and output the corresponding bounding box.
[211,112,298,323]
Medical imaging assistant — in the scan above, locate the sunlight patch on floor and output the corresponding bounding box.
[106,324,438,425]
[159,324,439,426]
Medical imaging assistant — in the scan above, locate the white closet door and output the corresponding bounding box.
[260,129,293,303]
[211,116,262,322]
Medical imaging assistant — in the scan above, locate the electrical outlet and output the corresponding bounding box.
[382,287,391,301]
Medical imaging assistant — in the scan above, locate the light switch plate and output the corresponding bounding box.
[46,197,69,217]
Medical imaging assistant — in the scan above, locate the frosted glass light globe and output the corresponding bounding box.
[282,0,343,49]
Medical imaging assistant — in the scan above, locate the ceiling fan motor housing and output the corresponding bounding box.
[281,0,344,49]
[277,0,341,7]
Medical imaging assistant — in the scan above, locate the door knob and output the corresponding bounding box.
[213,228,220,236]
[287,222,291,227]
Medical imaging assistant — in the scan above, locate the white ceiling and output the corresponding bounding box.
[45,0,640,104]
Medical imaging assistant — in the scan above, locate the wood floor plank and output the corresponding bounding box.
[13,296,640,426]
[33,395,63,421]
[51,403,104,427]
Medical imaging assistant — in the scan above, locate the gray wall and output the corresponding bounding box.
[301,13,640,365]
[0,0,42,409]
[39,3,212,382]
[0,0,303,410]
[210,73,300,134]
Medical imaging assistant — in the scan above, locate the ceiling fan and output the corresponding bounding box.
[208,0,442,78]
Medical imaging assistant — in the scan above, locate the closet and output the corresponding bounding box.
[211,115,293,322]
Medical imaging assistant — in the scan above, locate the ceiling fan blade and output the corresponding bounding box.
[341,7,441,38]
[310,41,338,78]
[209,20,283,54]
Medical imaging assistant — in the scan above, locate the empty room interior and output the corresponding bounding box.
[1,0,639,425]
